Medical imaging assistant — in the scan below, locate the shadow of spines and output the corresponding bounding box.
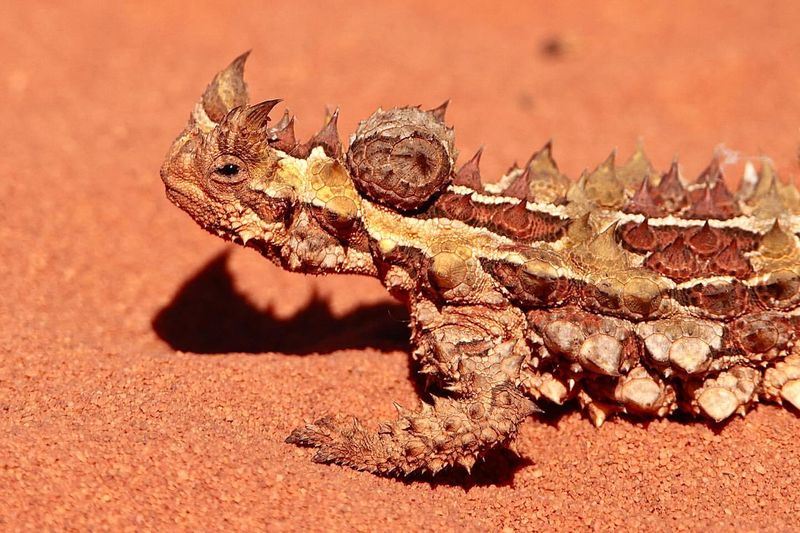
[152,252,410,355]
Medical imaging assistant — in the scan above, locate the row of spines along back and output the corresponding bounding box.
[265,93,796,223]
[449,141,798,221]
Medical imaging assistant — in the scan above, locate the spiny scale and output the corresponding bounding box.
[161,52,800,477]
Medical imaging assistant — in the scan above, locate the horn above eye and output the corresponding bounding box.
[191,52,252,133]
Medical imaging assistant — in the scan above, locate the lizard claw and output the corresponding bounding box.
[285,415,342,448]
[286,415,379,467]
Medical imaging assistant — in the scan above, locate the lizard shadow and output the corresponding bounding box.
[152,252,410,355]
[153,253,536,487]
[400,446,534,489]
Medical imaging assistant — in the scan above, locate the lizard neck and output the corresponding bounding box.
[254,148,379,278]
[265,148,529,304]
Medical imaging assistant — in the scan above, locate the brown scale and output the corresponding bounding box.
[346,106,455,212]
[578,277,667,322]
[267,110,297,153]
[208,100,281,158]
[618,218,756,264]
[482,248,573,308]
[373,242,426,275]
[371,241,428,296]
[693,157,724,186]
[752,269,800,311]
[308,204,365,247]
[730,312,795,363]
[310,109,343,159]
[708,239,753,278]
[653,161,687,213]
[490,150,572,240]
[684,158,740,219]
[425,143,570,242]
[708,178,738,211]
[452,148,483,190]
[685,222,728,256]
[285,108,344,160]
[502,167,531,200]
[685,181,740,220]
[487,201,569,242]
[428,192,477,221]
[643,224,754,281]
[677,281,750,319]
[643,235,700,282]
[578,152,626,209]
[726,227,760,252]
[623,175,665,217]
[426,192,569,243]
[618,219,678,254]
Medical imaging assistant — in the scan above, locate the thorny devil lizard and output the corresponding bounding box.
[161,52,800,476]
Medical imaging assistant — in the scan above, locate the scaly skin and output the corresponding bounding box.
[161,52,800,476]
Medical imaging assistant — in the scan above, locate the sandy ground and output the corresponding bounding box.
[2,1,800,531]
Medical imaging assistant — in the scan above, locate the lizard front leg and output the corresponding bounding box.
[286,300,538,475]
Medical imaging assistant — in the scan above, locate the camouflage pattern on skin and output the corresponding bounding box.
[161,53,800,476]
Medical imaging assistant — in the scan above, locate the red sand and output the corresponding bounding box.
[2,2,800,530]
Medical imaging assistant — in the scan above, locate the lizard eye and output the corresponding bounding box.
[209,155,248,184]
[217,163,240,176]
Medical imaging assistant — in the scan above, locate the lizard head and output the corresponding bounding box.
[160,52,297,249]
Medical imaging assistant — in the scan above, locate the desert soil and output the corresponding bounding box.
[2,1,800,531]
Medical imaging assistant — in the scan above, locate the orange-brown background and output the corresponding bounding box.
[2,1,799,531]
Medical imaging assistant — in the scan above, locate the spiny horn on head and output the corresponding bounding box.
[190,51,252,133]
[268,110,297,152]
[240,99,282,130]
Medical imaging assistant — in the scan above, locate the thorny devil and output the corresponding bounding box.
[161,52,800,476]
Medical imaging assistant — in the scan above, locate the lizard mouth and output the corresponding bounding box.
[164,186,188,208]
[163,183,203,215]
